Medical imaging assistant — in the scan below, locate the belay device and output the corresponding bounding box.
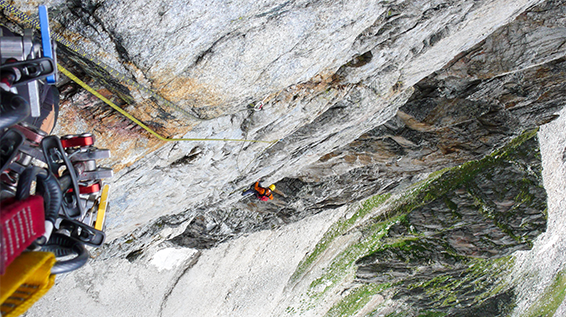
[0,6,113,316]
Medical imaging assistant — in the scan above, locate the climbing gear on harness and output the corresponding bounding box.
[0,6,114,315]
[38,5,57,84]
[0,9,56,120]
[15,166,62,247]
[40,233,89,274]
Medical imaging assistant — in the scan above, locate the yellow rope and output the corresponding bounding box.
[58,65,277,144]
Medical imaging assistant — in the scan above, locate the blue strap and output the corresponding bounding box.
[38,5,55,84]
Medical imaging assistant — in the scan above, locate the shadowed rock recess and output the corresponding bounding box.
[4,0,566,316]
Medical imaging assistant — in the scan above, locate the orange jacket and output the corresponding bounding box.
[254,182,273,200]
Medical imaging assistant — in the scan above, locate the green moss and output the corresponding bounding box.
[506,128,539,149]
[285,306,297,314]
[405,256,515,309]
[288,129,539,315]
[513,177,542,207]
[524,270,566,317]
[307,217,398,297]
[290,193,391,283]
[417,312,447,317]
[361,235,424,262]
[385,312,410,317]
[325,283,390,317]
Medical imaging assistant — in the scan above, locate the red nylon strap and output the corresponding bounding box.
[0,196,45,275]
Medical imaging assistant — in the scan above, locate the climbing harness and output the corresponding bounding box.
[1,6,113,316]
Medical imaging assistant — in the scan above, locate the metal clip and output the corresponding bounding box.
[58,218,105,247]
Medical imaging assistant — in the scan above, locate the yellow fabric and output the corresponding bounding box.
[0,252,56,317]
[94,184,110,231]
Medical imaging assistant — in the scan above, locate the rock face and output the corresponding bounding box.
[355,134,546,316]
[166,0,566,256]
[281,131,545,317]
[50,0,553,241]
[2,0,541,170]
[2,0,566,316]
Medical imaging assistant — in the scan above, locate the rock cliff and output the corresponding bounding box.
[1,0,565,316]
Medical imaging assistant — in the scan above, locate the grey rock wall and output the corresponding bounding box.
[355,135,546,315]
[12,0,538,114]
[3,0,565,315]
[163,0,566,256]
[43,0,543,240]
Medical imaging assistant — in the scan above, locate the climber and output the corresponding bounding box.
[242,182,275,201]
